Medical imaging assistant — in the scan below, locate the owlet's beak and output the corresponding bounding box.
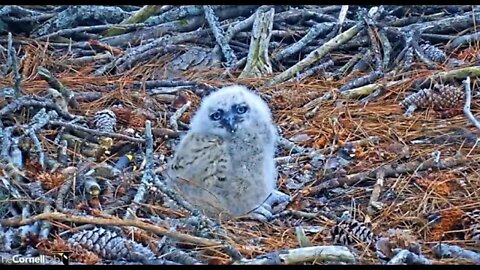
[221,112,238,133]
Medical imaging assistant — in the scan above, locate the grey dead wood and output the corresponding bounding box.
[266,22,363,86]
[102,6,258,48]
[103,5,164,37]
[31,5,130,38]
[203,5,237,67]
[239,8,275,79]
[234,246,357,265]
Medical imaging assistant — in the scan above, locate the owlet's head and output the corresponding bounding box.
[189,85,272,138]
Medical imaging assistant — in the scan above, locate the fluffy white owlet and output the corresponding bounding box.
[166,85,289,221]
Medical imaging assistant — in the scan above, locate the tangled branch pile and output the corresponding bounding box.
[0,5,480,265]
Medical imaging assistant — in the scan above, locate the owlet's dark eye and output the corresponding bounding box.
[210,110,223,121]
[235,105,248,114]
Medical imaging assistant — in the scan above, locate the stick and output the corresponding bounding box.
[386,249,432,265]
[31,6,129,38]
[116,45,188,72]
[124,120,154,220]
[289,59,334,82]
[0,96,76,120]
[378,28,392,69]
[339,71,383,92]
[37,67,79,109]
[462,76,480,130]
[36,23,145,41]
[0,212,222,247]
[203,5,237,67]
[305,155,467,196]
[274,23,333,62]
[49,120,145,143]
[234,245,356,265]
[103,5,163,37]
[341,78,410,99]
[367,169,385,215]
[25,108,56,169]
[169,101,191,132]
[432,243,480,264]
[265,22,363,86]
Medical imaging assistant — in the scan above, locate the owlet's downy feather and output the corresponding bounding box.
[166,85,289,221]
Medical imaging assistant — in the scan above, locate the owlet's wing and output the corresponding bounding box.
[167,133,230,215]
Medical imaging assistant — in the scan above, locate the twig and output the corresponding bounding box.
[48,120,145,143]
[436,66,480,81]
[37,67,79,109]
[116,44,188,73]
[289,59,334,82]
[224,6,270,42]
[103,5,163,37]
[462,77,480,130]
[386,249,432,265]
[169,101,191,132]
[38,205,53,240]
[274,23,334,62]
[352,49,373,72]
[124,121,154,220]
[56,140,69,167]
[36,23,145,41]
[55,171,75,214]
[339,71,384,92]
[0,127,13,162]
[365,19,382,71]
[67,52,114,65]
[337,5,349,31]
[412,66,480,90]
[31,6,130,38]
[304,92,334,118]
[6,33,22,97]
[306,155,467,196]
[448,31,480,50]
[234,245,357,265]
[25,108,57,169]
[203,5,237,67]
[341,78,410,99]
[144,5,200,25]
[334,48,368,77]
[272,209,319,219]
[432,243,480,264]
[400,10,480,34]
[367,169,385,215]
[0,212,222,247]
[95,28,204,75]
[266,22,363,86]
[0,5,45,17]
[378,28,392,69]
[1,13,54,23]
[0,96,76,120]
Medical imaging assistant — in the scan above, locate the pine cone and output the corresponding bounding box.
[462,209,480,243]
[128,113,147,130]
[401,84,465,110]
[68,227,156,262]
[330,217,377,246]
[111,106,132,124]
[421,43,447,63]
[93,109,117,133]
[37,172,66,190]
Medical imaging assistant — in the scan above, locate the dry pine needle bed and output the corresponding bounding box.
[0,5,480,265]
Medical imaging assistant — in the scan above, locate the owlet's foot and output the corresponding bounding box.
[246,190,291,222]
